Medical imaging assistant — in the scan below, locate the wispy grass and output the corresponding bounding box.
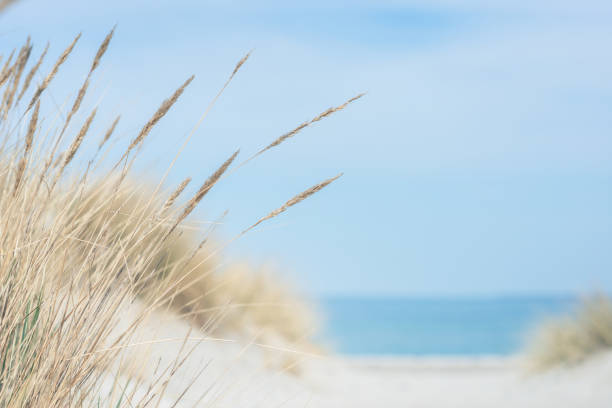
[0,23,360,406]
[527,295,612,370]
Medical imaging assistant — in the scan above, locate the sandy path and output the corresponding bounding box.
[305,355,612,408]
[103,302,612,407]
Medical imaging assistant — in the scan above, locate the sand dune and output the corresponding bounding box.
[108,302,612,407]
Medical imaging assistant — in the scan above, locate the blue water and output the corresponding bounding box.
[320,296,578,356]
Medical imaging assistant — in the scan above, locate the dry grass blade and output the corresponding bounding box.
[28,33,81,112]
[242,173,343,234]
[98,114,120,149]
[4,39,31,114]
[11,40,31,80]
[62,107,97,170]
[13,160,25,195]
[61,77,89,134]
[185,150,239,211]
[17,42,49,104]
[256,93,364,156]
[0,49,14,81]
[0,60,14,90]
[24,99,39,152]
[13,99,39,194]
[161,177,192,215]
[118,75,194,166]
[231,51,251,78]
[90,26,115,74]
[72,77,89,113]
[167,150,239,237]
[0,65,14,108]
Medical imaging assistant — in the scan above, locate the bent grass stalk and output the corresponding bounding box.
[221,93,364,182]
[115,75,194,169]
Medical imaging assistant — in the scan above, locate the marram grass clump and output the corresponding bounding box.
[528,295,612,370]
[0,26,360,406]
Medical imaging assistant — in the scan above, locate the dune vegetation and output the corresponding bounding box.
[528,295,612,370]
[0,22,360,406]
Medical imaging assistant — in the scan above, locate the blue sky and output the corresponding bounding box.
[1,0,611,296]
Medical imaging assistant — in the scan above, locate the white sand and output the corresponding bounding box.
[103,302,612,407]
[304,355,612,407]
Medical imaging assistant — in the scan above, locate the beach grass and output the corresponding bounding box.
[528,295,612,370]
[0,24,359,405]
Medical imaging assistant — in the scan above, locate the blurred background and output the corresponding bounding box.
[2,0,611,356]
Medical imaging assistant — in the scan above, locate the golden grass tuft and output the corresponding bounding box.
[527,295,612,370]
[0,25,361,405]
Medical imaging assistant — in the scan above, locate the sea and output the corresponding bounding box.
[319,295,579,356]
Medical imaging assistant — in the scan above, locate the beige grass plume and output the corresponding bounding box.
[48,106,95,181]
[0,49,15,87]
[167,150,239,237]
[3,38,31,115]
[161,177,192,215]
[117,75,194,167]
[28,33,81,112]
[257,93,364,156]
[98,115,121,150]
[13,100,39,194]
[243,172,343,234]
[90,26,115,74]
[0,43,26,108]
[231,51,251,78]
[69,77,90,117]
[24,101,38,151]
[0,66,15,110]
[1,49,14,70]
[60,107,97,172]
[17,42,48,104]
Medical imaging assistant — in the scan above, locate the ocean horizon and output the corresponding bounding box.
[319,295,581,356]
